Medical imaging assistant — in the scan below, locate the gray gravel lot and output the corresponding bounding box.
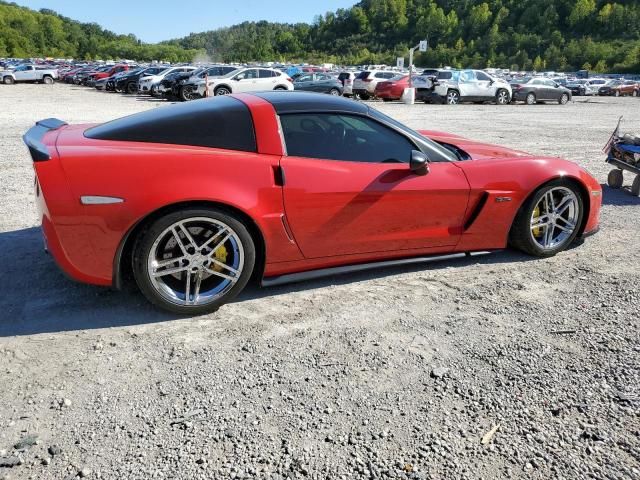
[0,84,639,479]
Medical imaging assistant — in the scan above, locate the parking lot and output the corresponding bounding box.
[1,84,639,479]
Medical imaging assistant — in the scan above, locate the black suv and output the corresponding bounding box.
[116,66,168,94]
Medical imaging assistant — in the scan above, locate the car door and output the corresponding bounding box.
[458,70,478,99]
[257,69,277,90]
[15,66,34,81]
[473,71,495,100]
[233,69,259,92]
[278,112,470,258]
[294,73,314,91]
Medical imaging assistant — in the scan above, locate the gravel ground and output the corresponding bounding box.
[0,84,639,480]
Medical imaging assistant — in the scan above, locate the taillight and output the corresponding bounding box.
[364,79,373,83]
[287,77,293,83]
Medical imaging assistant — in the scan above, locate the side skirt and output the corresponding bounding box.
[261,251,492,288]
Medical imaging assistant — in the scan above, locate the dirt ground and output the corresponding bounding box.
[0,84,639,480]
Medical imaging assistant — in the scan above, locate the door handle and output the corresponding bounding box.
[273,166,285,186]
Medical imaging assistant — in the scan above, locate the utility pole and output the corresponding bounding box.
[408,40,428,88]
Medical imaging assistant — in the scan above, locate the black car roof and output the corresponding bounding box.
[252,91,368,115]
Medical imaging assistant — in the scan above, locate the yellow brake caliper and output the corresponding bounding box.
[212,244,228,272]
[532,206,543,238]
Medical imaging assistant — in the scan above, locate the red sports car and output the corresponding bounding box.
[23,92,601,314]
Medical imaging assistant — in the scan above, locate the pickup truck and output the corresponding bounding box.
[1,64,58,85]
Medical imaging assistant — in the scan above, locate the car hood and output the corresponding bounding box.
[419,130,532,160]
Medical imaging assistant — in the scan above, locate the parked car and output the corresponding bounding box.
[292,73,343,95]
[353,70,397,100]
[600,80,638,97]
[374,74,410,101]
[196,68,294,97]
[24,93,601,314]
[116,66,168,94]
[566,80,598,96]
[1,64,58,84]
[172,65,236,101]
[337,71,359,97]
[86,64,131,87]
[137,66,195,95]
[416,69,512,105]
[414,69,453,103]
[512,78,572,105]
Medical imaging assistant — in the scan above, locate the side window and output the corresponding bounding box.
[296,74,313,82]
[460,70,475,82]
[280,113,416,163]
[475,71,491,81]
[259,69,273,79]
[236,69,258,80]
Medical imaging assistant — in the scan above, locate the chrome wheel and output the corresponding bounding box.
[147,218,244,307]
[530,187,580,251]
[215,87,230,96]
[560,94,569,105]
[329,88,341,96]
[446,90,459,105]
[496,90,509,104]
[526,93,536,105]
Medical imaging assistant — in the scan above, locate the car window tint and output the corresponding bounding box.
[475,72,491,81]
[259,69,273,78]
[297,74,313,82]
[460,70,475,82]
[438,71,452,80]
[237,69,258,80]
[280,113,415,163]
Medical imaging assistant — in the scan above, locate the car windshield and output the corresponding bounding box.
[367,107,457,162]
[222,68,244,78]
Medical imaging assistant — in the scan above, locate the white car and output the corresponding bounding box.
[353,70,398,99]
[137,66,197,95]
[195,67,294,97]
[416,69,512,105]
[1,64,58,84]
[337,71,360,96]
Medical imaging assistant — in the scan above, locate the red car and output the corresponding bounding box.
[88,64,131,82]
[375,74,410,101]
[23,93,601,314]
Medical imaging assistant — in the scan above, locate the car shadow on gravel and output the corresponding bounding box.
[0,227,535,337]
[600,184,640,205]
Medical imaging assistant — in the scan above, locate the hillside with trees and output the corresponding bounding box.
[0,1,198,62]
[1,0,639,72]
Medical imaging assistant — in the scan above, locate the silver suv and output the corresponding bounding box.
[415,69,512,105]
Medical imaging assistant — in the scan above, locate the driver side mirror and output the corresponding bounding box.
[410,150,429,176]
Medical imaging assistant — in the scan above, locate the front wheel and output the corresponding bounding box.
[495,89,510,105]
[126,82,137,94]
[214,86,231,96]
[559,93,569,105]
[509,181,584,257]
[3,76,14,85]
[132,208,256,315]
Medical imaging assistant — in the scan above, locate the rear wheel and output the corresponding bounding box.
[358,92,371,100]
[510,181,584,257]
[132,208,255,315]
[607,169,624,189]
[274,86,288,91]
[559,93,569,105]
[42,76,54,85]
[525,92,536,105]
[446,90,460,105]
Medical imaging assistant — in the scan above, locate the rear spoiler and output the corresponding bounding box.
[23,118,67,162]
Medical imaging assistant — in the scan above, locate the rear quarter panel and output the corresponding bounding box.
[56,130,301,284]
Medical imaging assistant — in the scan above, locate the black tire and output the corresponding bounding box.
[126,82,137,94]
[132,207,256,315]
[382,98,393,102]
[632,175,640,197]
[214,86,231,96]
[359,92,371,100]
[525,92,536,105]
[446,89,460,105]
[42,76,54,85]
[607,169,624,189]
[3,76,14,85]
[559,93,569,105]
[274,85,288,91]
[179,86,194,101]
[509,180,584,258]
[329,88,341,96]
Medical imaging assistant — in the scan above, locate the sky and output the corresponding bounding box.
[12,0,358,43]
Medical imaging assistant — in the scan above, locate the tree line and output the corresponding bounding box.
[1,0,639,73]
